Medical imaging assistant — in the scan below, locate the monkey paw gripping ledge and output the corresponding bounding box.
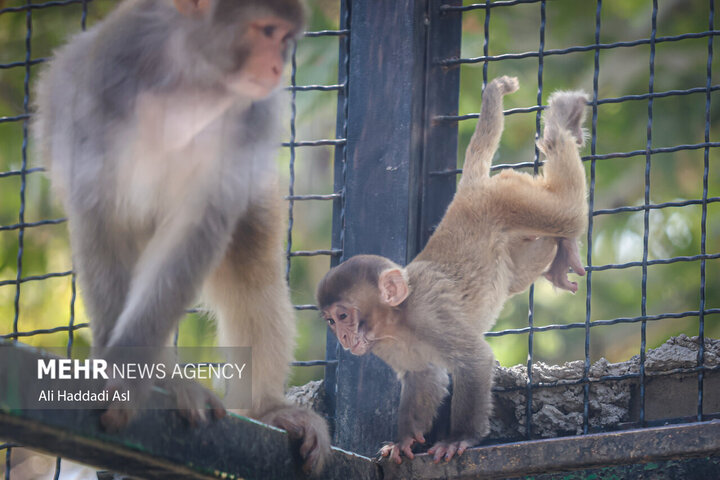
[2,341,720,480]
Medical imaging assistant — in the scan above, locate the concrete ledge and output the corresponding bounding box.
[4,338,720,479]
[381,420,720,479]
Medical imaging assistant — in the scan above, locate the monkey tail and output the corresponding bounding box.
[459,76,519,189]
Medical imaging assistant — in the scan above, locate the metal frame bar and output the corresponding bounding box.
[325,0,463,456]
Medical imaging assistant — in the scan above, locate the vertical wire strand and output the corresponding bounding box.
[698,0,714,422]
[482,1,490,89]
[583,0,603,436]
[332,0,351,412]
[52,457,61,480]
[4,448,9,480]
[640,0,659,427]
[59,4,91,474]
[338,2,350,261]
[286,42,299,284]
[534,1,546,177]
[67,0,89,361]
[81,0,87,29]
[8,2,34,476]
[13,0,33,342]
[525,0,546,440]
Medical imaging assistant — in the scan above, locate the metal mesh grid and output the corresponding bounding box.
[1,0,719,475]
[0,0,343,476]
[438,0,718,440]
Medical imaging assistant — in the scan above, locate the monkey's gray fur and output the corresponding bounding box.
[34,0,329,472]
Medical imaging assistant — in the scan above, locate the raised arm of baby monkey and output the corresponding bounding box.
[317,76,589,464]
[35,0,328,473]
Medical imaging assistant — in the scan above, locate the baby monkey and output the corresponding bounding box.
[317,77,589,464]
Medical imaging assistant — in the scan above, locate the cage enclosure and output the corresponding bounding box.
[0,0,719,479]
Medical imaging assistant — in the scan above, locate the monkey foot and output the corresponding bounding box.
[261,406,331,474]
[494,75,519,95]
[427,439,474,463]
[379,433,425,464]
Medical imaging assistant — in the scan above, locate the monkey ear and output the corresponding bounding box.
[378,268,410,307]
[173,0,212,17]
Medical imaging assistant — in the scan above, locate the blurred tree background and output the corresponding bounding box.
[0,0,717,390]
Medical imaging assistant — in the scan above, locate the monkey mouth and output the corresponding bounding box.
[349,339,369,356]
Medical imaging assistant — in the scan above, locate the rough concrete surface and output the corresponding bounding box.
[288,335,719,441]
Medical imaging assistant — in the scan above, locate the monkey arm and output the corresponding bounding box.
[398,366,450,438]
[459,76,519,188]
[428,338,495,463]
[94,206,235,430]
[380,365,449,464]
[107,206,235,349]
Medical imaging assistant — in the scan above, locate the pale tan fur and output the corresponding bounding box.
[318,76,589,464]
[203,183,295,415]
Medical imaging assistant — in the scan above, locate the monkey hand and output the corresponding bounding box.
[99,377,145,432]
[427,436,478,463]
[99,377,226,431]
[261,406,331,475]
[165,378,226,427]
[378,432,425,464]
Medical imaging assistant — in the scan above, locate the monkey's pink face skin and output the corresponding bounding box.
[227,17,297,99]
[323,304,372,356]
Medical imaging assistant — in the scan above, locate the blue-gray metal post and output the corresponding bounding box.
[326,0,462,456]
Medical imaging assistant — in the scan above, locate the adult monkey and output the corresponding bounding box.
[34,0,329,472]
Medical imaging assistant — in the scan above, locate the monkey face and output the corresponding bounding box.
[322,303,372,356]
[225,17,297,99]
[317,255,409,357]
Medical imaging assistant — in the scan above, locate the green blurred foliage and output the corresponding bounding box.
[458,0,720,366]
[0,0,717,389]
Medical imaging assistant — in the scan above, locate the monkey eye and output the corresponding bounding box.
[338,313,347,321]
[326,317,335,326]
[262,25,277,38]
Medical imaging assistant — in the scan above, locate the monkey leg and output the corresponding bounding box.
[428,338,494,463]
[541,90,589,151]
[204,192,294,415]
[379,366,450,464]
[484,155,588,238]
[466,90,588,238]
[204,192,330,474]
[537,92,589,207]
[206,244,294,416]
[458,75,519,189]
